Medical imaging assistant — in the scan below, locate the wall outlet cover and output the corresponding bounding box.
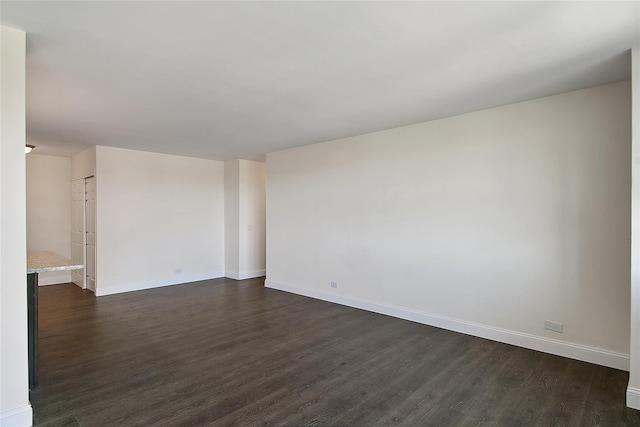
[544,320,563,333]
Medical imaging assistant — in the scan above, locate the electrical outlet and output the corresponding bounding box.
[174,268,182,274]
[331,281,338,288]
[544,320,563,333]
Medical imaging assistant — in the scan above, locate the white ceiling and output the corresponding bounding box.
[2,1,639,161]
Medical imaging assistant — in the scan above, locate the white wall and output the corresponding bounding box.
[239,160,266,278]
[95,146,225,296]
[71,146,96,181]
[26,155,72,285]
[0,25,32,426]
[267,81,632,370]
[628,49,640,409]
[225,159,266,279]
[224,160,240,276]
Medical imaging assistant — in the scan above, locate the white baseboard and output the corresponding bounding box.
[37,270,72,286]
[265,280,629,371]
[0,405,32,427]
[628,387,640,410]
[225,270,266,280]
[96,271,224,296]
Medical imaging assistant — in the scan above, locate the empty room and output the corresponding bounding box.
[1,1,640,426]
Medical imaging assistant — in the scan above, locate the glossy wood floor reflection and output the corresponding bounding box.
[33,279,639,426]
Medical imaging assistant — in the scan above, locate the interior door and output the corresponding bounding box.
[85,177,97,293]
[71,179,85,288]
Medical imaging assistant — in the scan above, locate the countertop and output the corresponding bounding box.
[27,251,84,274]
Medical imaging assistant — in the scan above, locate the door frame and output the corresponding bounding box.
[84,176,96,293]
[71,176,96,292]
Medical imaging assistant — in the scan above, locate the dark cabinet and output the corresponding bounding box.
[27,272,38,388]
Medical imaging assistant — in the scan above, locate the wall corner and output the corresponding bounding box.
[628,47,640,409]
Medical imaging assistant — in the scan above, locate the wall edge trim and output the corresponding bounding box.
[225,270,266,280]
[1,404,33,426]
[627,387,640,410]
[96,271,224,296]
[264,280,629,371]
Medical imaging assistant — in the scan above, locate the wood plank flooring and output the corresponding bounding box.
[32,279,640,426]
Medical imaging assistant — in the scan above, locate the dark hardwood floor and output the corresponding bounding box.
[32,279,639,426]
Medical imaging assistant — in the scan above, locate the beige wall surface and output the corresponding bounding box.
[225,159,266,279]
[0,25,32,426]
[71,146,96,181]
[238,160,266,278]
[628,49,640,409]
[95,146,225,295]
[26,155,73,285]
[267,81,632,360]
[225,159,240,276]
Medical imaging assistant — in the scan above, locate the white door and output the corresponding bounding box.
[85,177,97,293]
[71,179,85,288]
